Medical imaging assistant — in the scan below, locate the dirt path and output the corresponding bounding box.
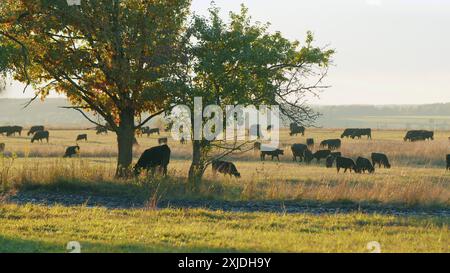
[6,192,450,217]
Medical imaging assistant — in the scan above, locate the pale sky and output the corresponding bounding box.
[2,0,450,105]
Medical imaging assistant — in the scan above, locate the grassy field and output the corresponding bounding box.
[0,204,448,253]
[0,128,449,253]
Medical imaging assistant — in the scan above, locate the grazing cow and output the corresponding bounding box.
[96,126,108,135]
[446,154,450,170]
[27,126,45,136]
[371,153,391,169]
[355,157,375,173]
[7,126,23,136]
[212,160,241,178]
[76,134,88,142]
[336,156,357,173]
[291,144,308,162]
[306,138,314,148]
[31,131,49,143]
[0,143,5,153]
[404,130,434,142]
[63,145,80,158]
[313,150,331,162]
[320,139,341,150]
[134,145,171,176]
[325,152,342,168]
[158,137,168,145]
[260,148,284,161]
[341,128,372,139]
[289,123,305,136]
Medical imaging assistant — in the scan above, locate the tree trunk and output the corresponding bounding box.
[188,140,205,190]
[115,109,135,178]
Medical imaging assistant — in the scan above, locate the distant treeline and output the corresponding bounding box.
[0,98,449,130]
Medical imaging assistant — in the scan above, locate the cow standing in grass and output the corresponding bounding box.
[31,131,49,143]
[64,146,80,158]
[320,139,341,150]
[27,126,44,136]
[336,156,357,173]
[313,150,331,163]
[371,153,391,169]
[212,160,241,178]
[260,148,284,161]
[289,123,305,136]
[76,134,88,142]
[291,144,308,162]
[355,157,375,173]
[134,145,171,176]
[7,126,23,136]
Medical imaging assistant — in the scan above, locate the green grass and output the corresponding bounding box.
[0,204,448,253]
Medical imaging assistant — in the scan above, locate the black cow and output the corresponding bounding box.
[31,131,49,143]
[76,134,88,142]
[260,148,284,161]
[289,123,305,136]
[28,126,45,136]
[306,138,314,148]
[356,157,375,173]
[371,153,391,169]
[341,128,372,139]
[7,126,23,136]
[446,154,449,170]
[404,130,434,142]
[212,160,241,178]
[96,126,108,135]
[320,139,341,150]
[313,150,331,162]
[134,145,171,176]
[158,137,168,145]
[63,145,80,158]
[336,156,357,173]
[291,144,308,162]
[142,127,160,136]
[0,143,5,153]
[0,126,9,135]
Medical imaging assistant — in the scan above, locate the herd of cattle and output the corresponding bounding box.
[0,124,449,177]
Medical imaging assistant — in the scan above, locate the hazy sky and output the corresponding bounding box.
[2,0,450,105]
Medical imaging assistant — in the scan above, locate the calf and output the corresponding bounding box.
[0,143,5,153]
[63,145,80,158]
[28,126,45,136]
[134,144,171,176]
[371,153,391,169]
[76,134,88,142]
[31,131,49,143]
[446,154,450,170]
[212,160,241,178]
[313,150,331,163]
[336,156,356,173]
[291,144,308,162]
[260,148,284,161]
[158,137,168,145]
[356,157,375,173]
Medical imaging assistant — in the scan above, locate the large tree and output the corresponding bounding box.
[170,6,334,186]
[0,0,190,176]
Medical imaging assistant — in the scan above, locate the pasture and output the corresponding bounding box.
[0,128,449,252]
